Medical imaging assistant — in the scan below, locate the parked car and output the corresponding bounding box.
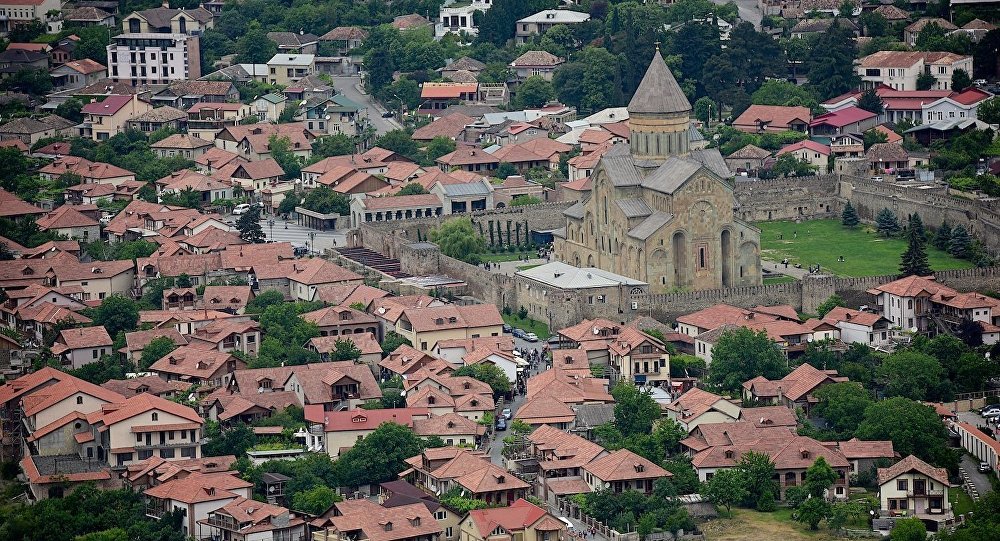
[979,462,992,473]
[232,203,252,215]
[524,332,539,342]
[293,245,309,257]
[503,324,513,333]
[512,328,527,339]
[501,408,512,420]
[870,176,883,182]
[382,110,395,118]
[495,418,507,431]
[982,406,1000,417]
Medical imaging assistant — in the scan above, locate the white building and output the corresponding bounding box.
[821,307,891,347]
[107,33,201,85]
[0,0,60,36]
[515,10,590,44]
[857,51,973,92]
[436,0,492,37]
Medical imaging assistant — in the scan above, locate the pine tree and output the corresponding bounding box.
[908,213,926,245]
[875,208,901,237]
[949,225,972,259]
[236,205,265,244]
[933,221,952,251]
[900,223,931,276]
[841,202,859,228]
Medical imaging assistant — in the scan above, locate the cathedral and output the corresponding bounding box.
[554,49,762,292]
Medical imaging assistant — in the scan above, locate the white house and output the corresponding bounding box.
[821,307,892,347]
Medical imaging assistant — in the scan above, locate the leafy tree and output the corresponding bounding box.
[750,79,818,109]
[857,87,886,115]
[301,186,350,215]
[73,26,112,64]
[735,450,778,508]
[453,363,510,398]
[804,457,839,497]
[796,496,830,530]
[806,19,859,100]
[875,208,901,237]
[880,351,945,400]
[253,303,321,368]
[90,295,140,338]
[374,129,421,163]
[952,68,972,91]
[140,337,178,370]
[236,21,278,64]
[859,11,890,37]
[949,225,972,258]
[917,72,937,91]
[841,201,860,228]
[934,221,952,251]
[663,455,700,495]
[332,422,428,487]
[0,68,54,95]
[429,217,486,264]
[514,76,556,109]
[891,517,927,541]
[693,97,717,124]
[204,421,258,457]
[900,214,932,276]
[856,397,956,471]
[268,135,300,180]
[236,204,266,243]
[398,183,429,196]
[290,485,340,515]
[313,133,356,158]
[813,382,873,438]
[424,136,457,166]
[979,97,1000,124]
[56,98,85,123]
[277,192,302,215]
[511,195,543,206]
[772,153,814,177]
[495,162,518,180]
[709,327,789,392]
[702,469,747,516]
[331,339,362,361]
[246,290,286,314]
[381,331,411,354]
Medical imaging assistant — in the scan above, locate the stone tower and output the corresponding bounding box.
[627,47,693,162]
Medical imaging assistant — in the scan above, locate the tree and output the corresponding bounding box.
[495,162,518,180]
[855,397,955,470]
[332,422,428,487]
[424,136,457,166]
[268,135,300,180]
[804,457,839,497]
[949,225,972,258]
[857,87,886,115]
[891,517,927,541]
[934,221,952,251]
[736,450,778,508]
[813,382,873,437]
[1,68,54,95]
[701,469,747,516]
[979,96,1000,124]
[381,331,411,354]
[290,485,340,515]
[796,497,830,530]
[277,192,302,215]
[952,68,972,91]
[453,363,511,398]
[709,327,789,392]
[693,97,717,124]
[611,382,661,437]
[91,295,140,338]
[301,186,350,215]
[900,217,932,277]
[841,201,860,228]
[772,153,814,177]
[313,133,356,158]
[750,79,818,109]
[246,290,286,314]
[511,195,543,206]
[332,339,362,361]
[875,208,901,237]
[374,130,421,163]
[917,72,937,91]
[236,204,265,243]
[56,98,85,123]
[859,11,889,37]
[429,218,486,264]
[880,351,945,400]
[398,183,428,196]
[806,19,859,100]
[140,337,178,370]
[236,21,278,64]
[514,76,556,109]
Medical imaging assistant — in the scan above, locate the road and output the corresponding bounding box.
[329,75,400,135]
[255,216,346,252]
[955,410,997,499]
[712,0,762,28]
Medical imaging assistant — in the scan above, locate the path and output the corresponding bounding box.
[762,259,809,279]
[483,258,549,276]
[330,76,400,135]
[256,216,346,252]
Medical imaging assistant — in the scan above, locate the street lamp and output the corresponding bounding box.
[268,218,274,240]
[308,231,316,254]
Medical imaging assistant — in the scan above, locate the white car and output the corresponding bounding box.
[524,332,539,342]
[232,203,251,215]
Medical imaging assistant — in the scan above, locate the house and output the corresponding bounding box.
[412,412,486,446]
[392,13,432,31]
[267,31,319,54]
[79,95,154,141]
[88,392,204,467]
[186,320,261,356]
[0,0,61,35]
[126,106,188,134]
[318,26,368,54]
[50,59,107,91]
[156,170,234,204]
[904,18,957,46]
[955,422,1000,474]
[311,499,442,541]
[857,50,973,91]
[431,178,494,214]
[107,33,201,85]
[0,48,48,73]
[253,258,363,302]
[676,304,781,337]
[742,363,849,412]
[583,449,671,494]
[229,160,285,197]
[49,326,112,369]
[144,471,253,536]
[838,438,896,478]
[301,305,382,341]
[950,18,997,43]
[38,156,136,186]
[526,424,607,501]
[737,405,798,428]
[63,6,115,27]
[403,447,530,504]
[266,53,314,86]
[395,304,504,352]
[305,407,430,458]
[436,0,492,38]
[514,396,577,428]
[733,105,811,133]
[151,134,214,159]
[515,10,590,44]
[420,82,480,116]
[412,112,474,142]
[149,345,245,387]
[307,332,382,365]
[103,375,190,399]
[0,115,75,145]
[187,103,253,141]
[36,206,100,240]
[196,497,307,541]
[725,144,771,176]
[284,361,382,411]
[405,375,493,422]
[821,307,891,347]
[867,142,909,174]
[510,50,563,81]
[777,140,830,174]
[200,285,254,314]
[379,344,450,380]
[252,93,286,123]
[809,106,878,137]
[664,387,741,432]
[876,455,952,531]
[460,499,566,541]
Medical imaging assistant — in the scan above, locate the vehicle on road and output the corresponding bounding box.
[293,245,309,257]
[232,203,252,215]
[974,79,987,86]
[382,111,394,118]
[501,408,512,420]
[495,418,507,431]
[503,324,512,333]
[512,328,527,339]
[524,332,539,342]
[979,462,991,473]
[982,406,1000,417]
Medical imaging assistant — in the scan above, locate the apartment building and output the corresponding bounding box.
[79,94,154,141]
[266,53,314,85]
[857,51,973,91]
[107,33,201,85]
[0,0,60,35]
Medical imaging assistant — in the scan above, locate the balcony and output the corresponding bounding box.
[909,488,945,497]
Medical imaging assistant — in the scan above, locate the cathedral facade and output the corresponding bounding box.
[554,50,762,292]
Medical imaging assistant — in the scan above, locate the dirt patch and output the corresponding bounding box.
[701,510,839,541]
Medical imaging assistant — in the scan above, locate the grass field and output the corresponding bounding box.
[759,220,974,277]
[763,274,798,285]
[502,313,551,339]
[950,488,975,516]
[702,509,840,541]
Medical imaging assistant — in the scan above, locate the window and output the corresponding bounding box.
[151,413,159,421]
[897,479,908,491]
[76,396,83,404]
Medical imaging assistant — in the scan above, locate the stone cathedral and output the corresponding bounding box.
[554,49,762,292]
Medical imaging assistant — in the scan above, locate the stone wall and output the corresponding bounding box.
[733,174,843,223]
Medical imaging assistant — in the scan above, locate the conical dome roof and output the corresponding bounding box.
[627,49,692,115]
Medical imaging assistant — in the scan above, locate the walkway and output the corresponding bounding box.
[762,259,809,279]
[483,257,549,277]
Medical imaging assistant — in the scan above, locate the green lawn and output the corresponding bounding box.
[949,488,975,516]
[763,274,798,285]
[517,263,542,271]
[759,220,974,277]
[503,313,550,339]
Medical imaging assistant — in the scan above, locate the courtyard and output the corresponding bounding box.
[759,220,974,277]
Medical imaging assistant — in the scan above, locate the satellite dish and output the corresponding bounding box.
[325,115,331,120]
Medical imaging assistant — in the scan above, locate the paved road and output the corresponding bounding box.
[330,75,400,135]
[249,216,347,252]
[714,0,762,28]
[960,453,993,502]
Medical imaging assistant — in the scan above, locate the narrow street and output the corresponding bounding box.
[712,0,763,28]
[329,75,400,136]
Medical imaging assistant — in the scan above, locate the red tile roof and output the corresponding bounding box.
[877,454,949,486]
[81,95,135,116]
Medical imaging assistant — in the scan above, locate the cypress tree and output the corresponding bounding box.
[841,201,859,227]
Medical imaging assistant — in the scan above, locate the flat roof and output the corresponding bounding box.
[517,261,646,289]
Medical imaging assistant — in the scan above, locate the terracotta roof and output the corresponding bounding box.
[906,17,957,32]
[253,257,361,285]
[733,105,811,131]
[321,499,442,541]
[871,274,945,297]
[468,499,554,538]
[838,438,895,460]
[235,158,285,180]
[392,13,431,29]
[400,304,503,333]
[144,471,252,503]
[0,367,71,405]
[151,133,213,150]
[95,392,203,426]
[289,361,382,404]
[412,113,474,141]
[822,306,884,327]
[308,332,382,356]
[37,205,100,230]
[301,305,377,327]
[319,26,369,41]
[148,345,241,381]
[20,376,124,417]
[676,304,777,331]
[511,50,562,67]
[412,412,485,437]
[55,325,112,350]
[584,449,671,481]
[874,4,909,19]
[528,424,606,469]
[866,142,908,162]
[309,407,428,432]
[61,59,106,75]
[514,396,576,424]
[778,139,831,156]
[739,406,798,428]
[743,363,847,401]
[103,375,190,398]
[727,144,771,159]
[877,454,949,486]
